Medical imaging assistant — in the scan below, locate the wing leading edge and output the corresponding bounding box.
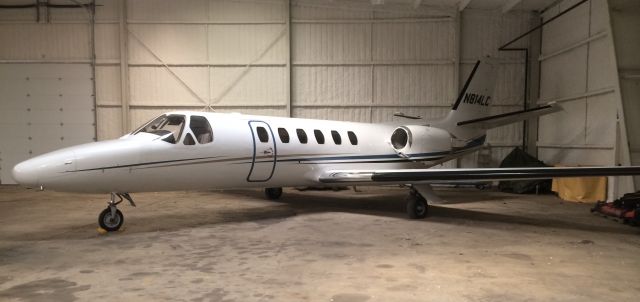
[319,166,640,185]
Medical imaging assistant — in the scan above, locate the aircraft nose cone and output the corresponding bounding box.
[12,159,39,187]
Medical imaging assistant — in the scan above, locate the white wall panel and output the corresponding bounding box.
[209,24,286,64]
[539,99,587,146]
[541,1,589,54]
[97,107,123,140]
[209,0,285,22]
[461,10,532,60]
[587,37,615,91]
[129,25,207,63]
[374,65,454,105]
[292,66,372,105]
[96,66,122,106]
[293,1,371,20]
[0,24,90,60]
[0,2,35,21]
[130,67,208,105]
[95,24,120,60]
[372,21,454,61]
[293,23,371,62]
[210,67,286,106]
[128,0,208,21]
[585,94,615,146]
[539,47,588,101]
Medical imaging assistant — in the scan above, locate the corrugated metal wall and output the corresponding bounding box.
[0,0,538,182]
[609,0,640,189]
[537,0,635,198]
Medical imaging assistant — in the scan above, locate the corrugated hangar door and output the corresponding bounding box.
[0,64,95,184]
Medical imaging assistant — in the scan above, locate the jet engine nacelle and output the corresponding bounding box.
[389,125,452,159]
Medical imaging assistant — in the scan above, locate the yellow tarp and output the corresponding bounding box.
[552,175,607,202]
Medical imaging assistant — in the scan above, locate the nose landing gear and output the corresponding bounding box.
[98,193,135,232]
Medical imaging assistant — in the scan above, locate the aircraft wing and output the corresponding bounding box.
[318,166,640,185]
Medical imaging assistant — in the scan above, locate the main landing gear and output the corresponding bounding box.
[406,189,428,219]
[98,193,136,232]
[264,187,283,200]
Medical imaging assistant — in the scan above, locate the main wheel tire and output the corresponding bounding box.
[98,207,124,232]
[406,194,428,219]
[265,187,283,200]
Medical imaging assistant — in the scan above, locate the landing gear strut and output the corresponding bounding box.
[264,187,283,200]
[406,190,428,219]
[98,193,135,232]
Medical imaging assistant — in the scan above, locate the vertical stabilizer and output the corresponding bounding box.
[437,59,498,140]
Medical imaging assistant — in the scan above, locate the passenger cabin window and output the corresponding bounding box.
[314,130,325,144]
[256,127,269,143]
[278,128,290,143]
[190,116,213,144]
[184,133,196,145]
[134,114,185,144]
[347,131,358,145]
[296,129,308,144]
[331,130,342,145]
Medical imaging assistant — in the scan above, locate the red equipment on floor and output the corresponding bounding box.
[591,191,640,226]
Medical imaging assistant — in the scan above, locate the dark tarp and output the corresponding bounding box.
[498,147,552,194]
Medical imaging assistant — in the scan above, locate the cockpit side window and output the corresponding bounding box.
[189,116,213,144]
[183,133,196,145]
[134,114,185,144]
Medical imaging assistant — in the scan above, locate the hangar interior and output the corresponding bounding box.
[0,0,639,301]
[0,0,637,196]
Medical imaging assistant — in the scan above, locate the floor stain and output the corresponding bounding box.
[0,278,90,302]
[330,293,371,302]
[500,253,533,262]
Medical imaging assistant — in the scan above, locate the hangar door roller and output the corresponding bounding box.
[0,64,95,184]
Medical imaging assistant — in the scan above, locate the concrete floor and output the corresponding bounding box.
[0,185,639,302]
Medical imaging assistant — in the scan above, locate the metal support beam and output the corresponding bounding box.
[458,0,472,11]
[118,0,129,133]
[502,0,523,13]
[285,0,291,117]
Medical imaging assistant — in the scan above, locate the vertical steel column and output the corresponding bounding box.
[285,0,292,117]
[119,0,130,132]
[89,0,98,141]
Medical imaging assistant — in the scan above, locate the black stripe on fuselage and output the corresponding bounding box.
[71,156,222,172]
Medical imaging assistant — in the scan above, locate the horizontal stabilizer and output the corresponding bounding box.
[319,166,640,185]
[457,103,560,129]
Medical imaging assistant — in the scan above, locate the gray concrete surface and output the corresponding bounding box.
[0,185,639,302]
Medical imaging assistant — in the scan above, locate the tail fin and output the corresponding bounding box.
[437,59,497,139]
[435,59,561,141]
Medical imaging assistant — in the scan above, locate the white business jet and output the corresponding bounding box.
[12,60,640,231]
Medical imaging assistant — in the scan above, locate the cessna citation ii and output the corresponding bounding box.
[12,60,640,232]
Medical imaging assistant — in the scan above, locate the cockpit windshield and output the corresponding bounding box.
[134,114,185,144]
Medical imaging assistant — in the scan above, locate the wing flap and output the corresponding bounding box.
[319,166,640,184]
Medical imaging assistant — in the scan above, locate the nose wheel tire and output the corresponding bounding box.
[264,187,283,200]
[99,207,124,232]
[406,193,428,219]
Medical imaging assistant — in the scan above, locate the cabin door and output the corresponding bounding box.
[247,121,276,182]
